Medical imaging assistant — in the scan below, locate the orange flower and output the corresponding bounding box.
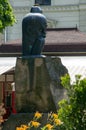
[16,127,20,130]
[54,119,63,126]
[21,124,29,129]
[16,125,29,130]
[45,124,53,130]
[34,111,42,119]
[31,121,40,128]
[16,127,24,130]
[52,113,58,119]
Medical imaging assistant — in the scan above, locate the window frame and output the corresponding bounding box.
[35,0,51,5]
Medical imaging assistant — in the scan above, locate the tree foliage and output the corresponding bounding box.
[0,0,16,32]
[58,74,86,130]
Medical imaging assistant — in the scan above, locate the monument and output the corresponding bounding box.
[2,5,68,130]
[15,5,56,113]
[22,5,47,56]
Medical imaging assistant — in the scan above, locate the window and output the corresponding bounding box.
[35,0,51,5]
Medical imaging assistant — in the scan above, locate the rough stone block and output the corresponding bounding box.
[15,56,68,113]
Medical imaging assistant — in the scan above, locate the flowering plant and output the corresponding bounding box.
[0,103,6,130]
[16,111,63,130]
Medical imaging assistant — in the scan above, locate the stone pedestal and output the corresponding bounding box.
[15,56,68,113]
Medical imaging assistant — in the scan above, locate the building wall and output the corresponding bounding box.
[0,34,3,43]
[80,0,86,4]
[52,0,79,5]
[10,0,34,7]
[79,3,86,32]
[1,0,86,42]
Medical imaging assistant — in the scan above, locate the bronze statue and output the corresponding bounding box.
[22,6,47,56]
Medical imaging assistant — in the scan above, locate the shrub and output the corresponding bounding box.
[0,0,16,32]
[58,74,86,130]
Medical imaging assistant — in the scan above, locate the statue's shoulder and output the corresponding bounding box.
[23,13,46,23]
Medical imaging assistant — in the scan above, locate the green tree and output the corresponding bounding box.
[0,0,16,32]
[58,74,86,130]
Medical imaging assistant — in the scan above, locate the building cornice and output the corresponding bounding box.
[13,4,86,13]
[14,7,31,13]
[42,5,79,12]
[0,52,86,57]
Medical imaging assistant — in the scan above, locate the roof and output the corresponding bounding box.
[60,56,86,83]
[46,28,86,45]
[0,66,14,75]
[0,58,16,75]
[0,28,86,56]
[45,28,86,53]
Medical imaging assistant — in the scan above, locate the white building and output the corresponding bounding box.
[1,0,86,42]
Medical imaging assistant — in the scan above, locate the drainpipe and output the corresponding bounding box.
[11,83,17,114]
[4,29,7,44]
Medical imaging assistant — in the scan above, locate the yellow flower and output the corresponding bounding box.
[54,119,63,126]
[21,124,29,129]
[31,121,40,128]
[16,127,20,130]
[16,112,63,130]
[16,125,29,130]
[52,113,58,119]
[34,111,42,119]
[45,124,53,130]
[16,127,23,130]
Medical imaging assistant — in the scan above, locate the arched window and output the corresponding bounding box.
[35,0,51,5]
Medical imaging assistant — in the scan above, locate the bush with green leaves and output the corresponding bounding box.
[0,0,16,32]
[58,74,86,130]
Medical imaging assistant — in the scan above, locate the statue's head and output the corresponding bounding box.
[30,5,43,14]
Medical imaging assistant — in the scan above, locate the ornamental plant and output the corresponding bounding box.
[58,74,86,130]
[16,111,63,130]
[0,103,6,130]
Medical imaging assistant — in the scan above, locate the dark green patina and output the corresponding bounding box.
[22,6,47,56]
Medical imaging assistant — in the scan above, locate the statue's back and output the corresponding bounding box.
[22,6,47,56]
